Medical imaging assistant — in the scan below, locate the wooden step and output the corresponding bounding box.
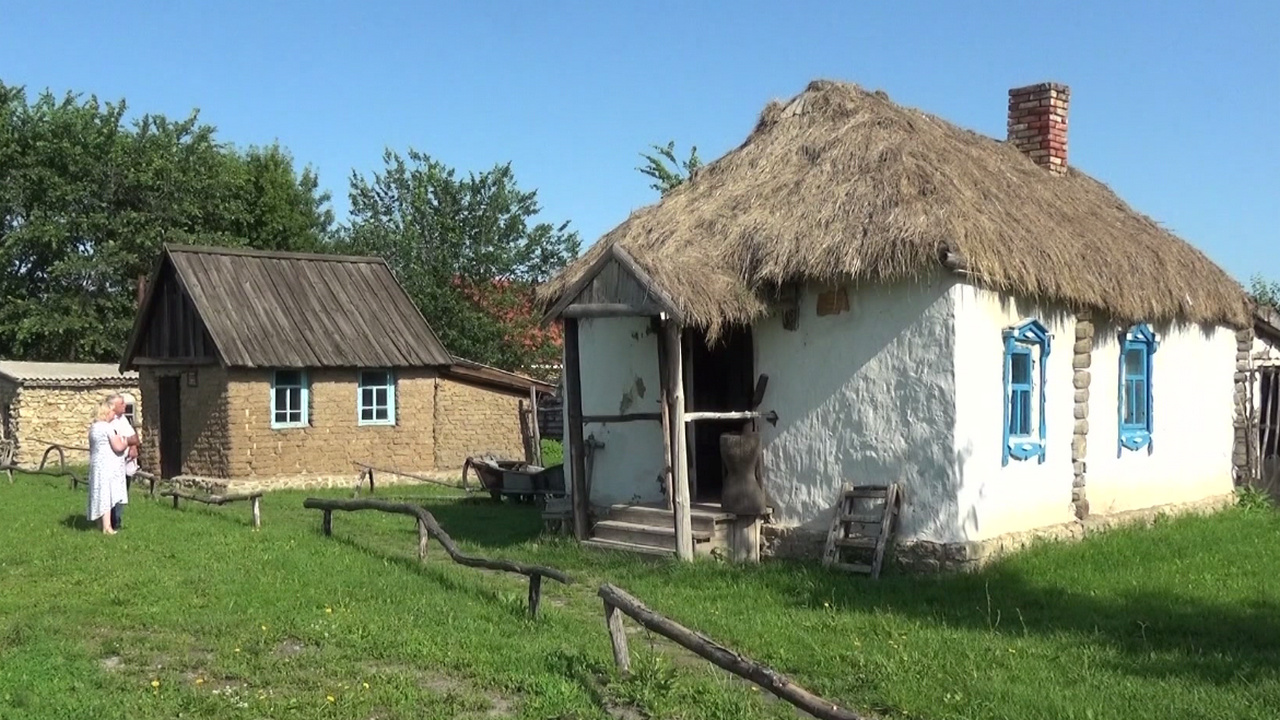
[605,504,734,533]
[592,520,712,550]
[835,536,878,549]
[582,538,676,557]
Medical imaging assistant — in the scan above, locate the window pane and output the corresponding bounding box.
[275,387,289,410]
[362,371,388,387]
[1011,353,1031,385]
[276,370,301,387]
[274,410,288,424]
[1123,348,1144,378]
[361,388,374,407]
[361,407,374,421]
[1131,382,1147,425]
[287,388,301,412]
[374,406,388,421]
[375,388,387,407]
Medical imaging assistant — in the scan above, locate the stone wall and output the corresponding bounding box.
[7,380,140,466]
[138,364,229,478]
[433,377,525,469]
[224,367,439,479]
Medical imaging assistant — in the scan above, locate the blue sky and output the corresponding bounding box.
[3,1,1277,284]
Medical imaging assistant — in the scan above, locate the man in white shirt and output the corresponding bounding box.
[108,393,139,529]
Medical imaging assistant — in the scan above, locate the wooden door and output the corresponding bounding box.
[158,376,183,478]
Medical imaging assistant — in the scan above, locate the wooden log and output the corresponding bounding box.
[597,584,867,720]
[527,573,543,618]
[684,410,765,422]
[301,497,573,585]
[251,496,262,530]
[529,386,543,466]
[350,462,463,490]
[160,490,263,506]
[564,318,590,541]
[560,303,651,319]
[581,413,663,424]
[417,518,429,562]
[38,444,67,473]
[731,515,761,564]
[604,601,631,675]
[322,509,332,536]
[664,320,694,560]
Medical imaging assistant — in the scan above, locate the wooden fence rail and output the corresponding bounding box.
[161,489,263,529]
[302,497,572,618]
[598,583,870,720]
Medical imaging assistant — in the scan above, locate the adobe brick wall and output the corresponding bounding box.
[138,365,229,477]
[433,377,525,469]
[6,380,140,466]
[224,367,438,479]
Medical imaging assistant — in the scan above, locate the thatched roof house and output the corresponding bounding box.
[541,80,1248,333]
[541,80,1249,570]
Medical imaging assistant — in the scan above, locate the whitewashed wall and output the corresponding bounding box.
[756,275,961,543]
[573,316,667,507]
[950,286,1078,541]
[1082,323,1236,513]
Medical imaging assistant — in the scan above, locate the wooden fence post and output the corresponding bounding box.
[251,496,262,530]
[417,518,429,562]
[604,602,630,675]
[528,573,543,618]
[322,509,332,536]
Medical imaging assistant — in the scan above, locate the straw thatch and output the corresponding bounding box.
[540,80,1249,333]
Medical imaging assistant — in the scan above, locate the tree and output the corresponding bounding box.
[1251,275,1280,309]
[340,149,578,375]
[0,81,335,362]
[637,140,701,196]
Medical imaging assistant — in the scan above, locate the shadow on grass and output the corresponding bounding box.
[761,554,1280,687]
[61,514,96,531]
[350,493,548,551]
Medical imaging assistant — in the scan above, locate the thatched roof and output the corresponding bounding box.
[540,80,1249,332]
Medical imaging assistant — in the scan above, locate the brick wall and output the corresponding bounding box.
[1007,82,1069,175]
[138,365,229,477]
[433,377,525,469]
[8,381,140,466]
[225,367,438,479]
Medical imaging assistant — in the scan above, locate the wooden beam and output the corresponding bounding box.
[131,356,218,366]
[528,386,542,466]
[657,324,674,512]
[684,411,764,422]
[664,320,694,560]
[564,318,590,541]
[598,584,869,720]
[560,303,656,319]
[582,413,662,424]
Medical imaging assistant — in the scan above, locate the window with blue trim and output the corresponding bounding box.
[1002,319,1050,465]
[358,369,396,425]
[271,370,309,428]
[1119,324,1156,451]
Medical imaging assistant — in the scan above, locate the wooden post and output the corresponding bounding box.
[322,509,332,536]
[172,493,180,509]
[528,572,543,618]
[251,496,261,530]
[664,320,694,561]
[730,516,760,564]
[603,602,631,675]
[519,399,534,464]
[417,518,429,562]
[564,318,590,541]
[368,468,375,494]
[529,386,543,466]
[656,321,675,512]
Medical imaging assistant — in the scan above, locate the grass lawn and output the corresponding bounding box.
[2,475,1279,720]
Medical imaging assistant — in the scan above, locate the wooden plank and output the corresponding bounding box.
[528,386,542,466]
[561,303,656,319]
[657,320,674,512]
[835,536,878,549]
[822,484,850,567]
[840,513,883,524]
[665,320,694,561]
[582,413,663,423]
[604,602,631,675]
[730,515,760,563]
[684,410,765,422]
[564,319,590,541]
[870,484,900,579]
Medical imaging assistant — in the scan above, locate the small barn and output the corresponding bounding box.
[0,361,139,466]
[539,80,1252,569]
[120,244,551,492]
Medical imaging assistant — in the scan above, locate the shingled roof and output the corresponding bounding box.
[122,245,453,369]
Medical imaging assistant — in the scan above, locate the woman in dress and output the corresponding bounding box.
[87,401,131,534]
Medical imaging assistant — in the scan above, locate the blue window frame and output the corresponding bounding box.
[1118,324,1156,451]
[358,369,396,426]
[271,370,309,429]
[1002,319,1051,466]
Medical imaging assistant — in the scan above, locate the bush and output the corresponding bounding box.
[540,439,564,466]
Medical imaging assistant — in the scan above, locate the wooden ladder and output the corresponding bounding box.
[822,483,899,578]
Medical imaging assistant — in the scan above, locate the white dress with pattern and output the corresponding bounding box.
[86,420,128,522]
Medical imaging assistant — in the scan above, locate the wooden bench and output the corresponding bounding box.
[160,489,263,529]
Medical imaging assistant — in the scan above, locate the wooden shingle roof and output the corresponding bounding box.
[122,245,453,369]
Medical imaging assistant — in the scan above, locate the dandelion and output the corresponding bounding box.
[362,682,369,690]
[261,625,267,631]
[195,678,205,686]
[326,695,335,703]
[151,679,160,688]
[234,647,241,653]
[325,607,333,614]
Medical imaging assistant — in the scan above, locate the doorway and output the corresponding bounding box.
[686,324,755,503]
[157,376,183,479]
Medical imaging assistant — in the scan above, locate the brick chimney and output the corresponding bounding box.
[1007,82,1069,175]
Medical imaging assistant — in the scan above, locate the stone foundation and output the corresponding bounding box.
[762,492,1236,573]
[173,469,465,495]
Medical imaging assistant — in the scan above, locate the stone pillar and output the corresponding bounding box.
[1071,313,1093,519]
[1233,327,1255,485]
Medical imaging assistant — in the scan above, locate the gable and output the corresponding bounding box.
[543,244,682,323]
[121,259,219,368]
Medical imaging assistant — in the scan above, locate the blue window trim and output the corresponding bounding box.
[357,369,397,426]
[270,369,309,430]
[1118,324,1157,452]
[1002,319,1051,466]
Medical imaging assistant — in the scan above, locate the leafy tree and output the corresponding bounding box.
[341,149,578,374]
[1251,275,1280,309]
[637,140,701,196]
[0,81,335,362]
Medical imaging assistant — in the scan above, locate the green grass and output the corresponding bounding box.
[2,475,1279,720]
[540,439,564,467]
